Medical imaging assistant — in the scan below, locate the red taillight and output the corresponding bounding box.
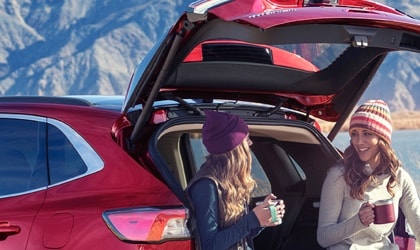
[102,206,191,243]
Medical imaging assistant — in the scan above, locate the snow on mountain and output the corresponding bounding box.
[0,0,419,111]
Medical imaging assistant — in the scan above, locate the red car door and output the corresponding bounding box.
[0,115,48,249]
[0,192,46,249]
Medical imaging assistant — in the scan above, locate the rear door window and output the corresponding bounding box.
[0,115,103,196]
[0,117,47,196]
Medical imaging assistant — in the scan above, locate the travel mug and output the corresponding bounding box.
[374,199,395,224]
[256,200,282,224]
[268,205,280,223]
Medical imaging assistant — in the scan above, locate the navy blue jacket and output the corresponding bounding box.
[188,178,262,250]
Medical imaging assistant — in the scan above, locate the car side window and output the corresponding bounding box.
[0,118,47,196]
[48,124,88,184]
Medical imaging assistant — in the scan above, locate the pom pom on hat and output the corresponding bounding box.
[349,100,392,144]
[202,110,249,154]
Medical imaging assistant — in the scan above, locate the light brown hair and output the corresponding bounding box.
[203,139,256,226]
[342,139,400,200]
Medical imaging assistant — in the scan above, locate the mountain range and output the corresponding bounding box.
[0,0,419,112]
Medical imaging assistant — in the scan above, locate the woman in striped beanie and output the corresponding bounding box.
[317,100,420,249]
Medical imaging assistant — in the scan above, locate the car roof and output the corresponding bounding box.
[0,95,125,111]
[123,0,420,142]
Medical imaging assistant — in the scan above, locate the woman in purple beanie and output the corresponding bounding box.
[186,110,285,250]
[317,100,420,249]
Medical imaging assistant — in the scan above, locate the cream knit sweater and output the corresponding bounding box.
[317,165,420,249]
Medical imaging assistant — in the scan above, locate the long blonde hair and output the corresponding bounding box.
[203,139,256,226]
[343,139,400,200]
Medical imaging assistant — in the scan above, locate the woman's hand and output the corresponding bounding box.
[358,202,375,226]
[253,194,285,227]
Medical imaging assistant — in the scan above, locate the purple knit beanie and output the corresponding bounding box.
[349,100,392,144]
[202,110,249,154]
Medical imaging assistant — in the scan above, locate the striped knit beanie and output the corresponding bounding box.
[349,100,392,144]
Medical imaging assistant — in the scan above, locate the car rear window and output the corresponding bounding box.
[276,43,349,70]
[184,41,349,72]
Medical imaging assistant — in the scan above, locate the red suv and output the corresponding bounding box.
[1,0,419,249]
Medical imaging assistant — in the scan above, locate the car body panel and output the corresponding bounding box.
[207,0,420,31]
[0,99,187,249]
[0,192,46,249]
